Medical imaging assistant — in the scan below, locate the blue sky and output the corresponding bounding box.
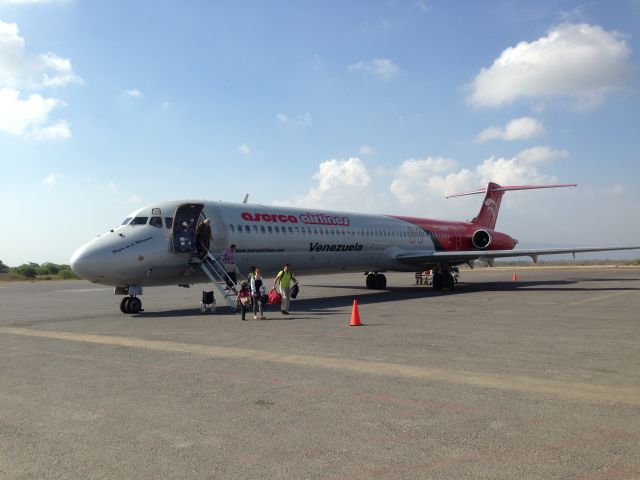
[1,0,639,266]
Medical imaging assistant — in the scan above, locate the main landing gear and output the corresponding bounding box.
[431,270,455,291]
[365,272,387,289]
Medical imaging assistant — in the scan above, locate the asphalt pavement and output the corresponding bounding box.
[0,267,639,479]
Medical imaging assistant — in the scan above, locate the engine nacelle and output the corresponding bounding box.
[472,229,492,249]
[471,229,517,250]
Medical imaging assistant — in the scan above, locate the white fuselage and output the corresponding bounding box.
[70,200,438,287]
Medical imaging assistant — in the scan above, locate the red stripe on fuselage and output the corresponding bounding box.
[388,215,470,251]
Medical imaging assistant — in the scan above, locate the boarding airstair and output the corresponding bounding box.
[190,251,239,309]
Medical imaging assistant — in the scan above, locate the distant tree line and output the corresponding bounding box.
[0,261,78,280]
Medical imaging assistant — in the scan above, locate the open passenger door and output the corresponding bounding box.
[171,203,204,253]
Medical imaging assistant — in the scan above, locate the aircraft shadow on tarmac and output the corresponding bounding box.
[136,279,639,318]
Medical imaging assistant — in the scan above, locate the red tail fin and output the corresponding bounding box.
[447,182,577,230]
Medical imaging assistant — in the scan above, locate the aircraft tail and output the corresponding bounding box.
[447,182,577,230]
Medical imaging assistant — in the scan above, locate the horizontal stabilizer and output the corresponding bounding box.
[446,183,577,198]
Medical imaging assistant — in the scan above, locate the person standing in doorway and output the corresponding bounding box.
[274,263,297,315]
[195,218,212,259]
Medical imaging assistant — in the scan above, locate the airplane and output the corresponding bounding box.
[70,182,640,314]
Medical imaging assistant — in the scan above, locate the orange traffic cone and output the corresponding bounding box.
[513,272,518,281]
[350,299,362,326]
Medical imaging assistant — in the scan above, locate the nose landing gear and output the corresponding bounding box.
[120,296,143,314]
[116,285,144,314]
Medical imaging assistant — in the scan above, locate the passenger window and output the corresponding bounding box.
[289,227,293,234]
[245,225,250,233]
[275,226,280,233]
[150,216,163,228]
[268,226,273,233]
[253,225,259,233]
[165,217,173,229]
[130,217,148,226]
[229,225,235,232]
[260,226,266,233]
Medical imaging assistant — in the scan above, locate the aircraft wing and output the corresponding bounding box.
[394,246,640,267]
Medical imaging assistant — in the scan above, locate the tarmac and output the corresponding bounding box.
[0,266,639,479]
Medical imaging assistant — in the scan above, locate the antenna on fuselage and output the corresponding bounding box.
[242,194,249,204]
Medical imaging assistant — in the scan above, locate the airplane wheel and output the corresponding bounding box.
[374,274,387,289]
[128,297,142,314]
[366,273,376,289]
[432,273,443,291]
[445,273,455,290]
[120,297,129,313]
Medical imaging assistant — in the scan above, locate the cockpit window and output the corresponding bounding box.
[130,217,148,226]
[165,217,173,229]
[121,217,132,225]
[149,216,163,228]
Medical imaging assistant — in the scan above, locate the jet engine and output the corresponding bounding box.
[472,229,492,249]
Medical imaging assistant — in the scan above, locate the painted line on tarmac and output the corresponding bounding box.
[568,290,635,306]
[1,326,639,406]
[58,288,112,293]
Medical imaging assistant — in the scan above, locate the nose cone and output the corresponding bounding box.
[70,241,107,282]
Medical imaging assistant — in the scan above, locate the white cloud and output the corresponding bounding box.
[238,144,252,155]
[389,148,568,208]
[293,113,312,126]
[476,117,545,143]
[416,1,430,14]
[275,112,312,126]
[42,172,63,186]
[28,119,71,140]
[348,58,401,81]
[276,157,374,210]
[468,23,631,109]
[358,145,375,155]
[0,20,81,89]
[0,21,78,140]
[0,87,69,139]
[123,89,142,98]
[514,146,568,165]
[390,157,460,205]
[101,181,119,193]
[474,156,555,186]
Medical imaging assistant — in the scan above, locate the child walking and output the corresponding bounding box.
[236,281,251,321]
